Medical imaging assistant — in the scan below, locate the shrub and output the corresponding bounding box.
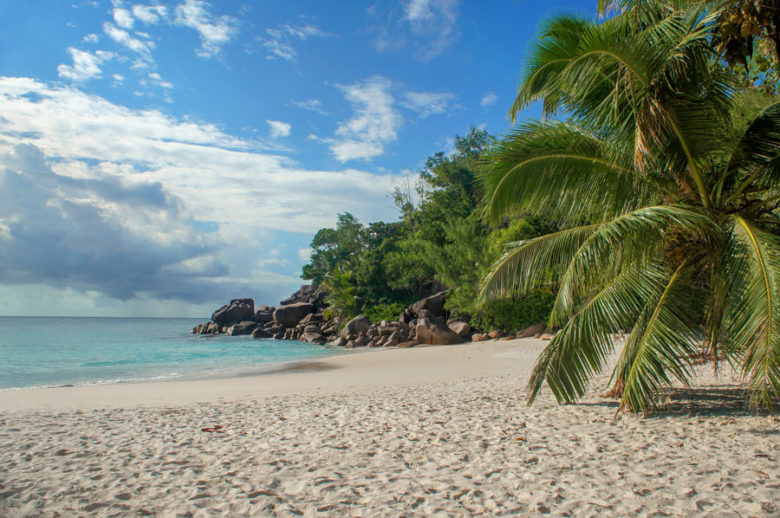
[470,292,554,334]
[364,302,406,323]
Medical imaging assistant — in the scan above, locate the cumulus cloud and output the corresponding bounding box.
[82,33,99,43]
[372,0,460,61]
[481,92,498,107]
[174,0,238,58]
[324,77,455,161]
[113,7,134,29]
[0,78,409,307]
[132,4,167,24]
[57,47,115,82]
[0,143,229,302]
[266,120,291,138]
[330,76,401,162]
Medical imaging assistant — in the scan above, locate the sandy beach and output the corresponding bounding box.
[0,338,777,517]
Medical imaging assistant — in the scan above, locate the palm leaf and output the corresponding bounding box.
[551,204,715,323]
[480,224,598,300]
[481,121,659,223]
[614,260,700,413]
[725,216,780,408]
[725,101,780,203]
[527,263,668,404]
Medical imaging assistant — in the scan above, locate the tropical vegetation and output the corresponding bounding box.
[480,0,780,412]
[302,129,555,332]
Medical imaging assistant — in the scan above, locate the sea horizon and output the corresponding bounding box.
[0,316,341,391]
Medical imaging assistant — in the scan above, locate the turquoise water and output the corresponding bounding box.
[0,317,340,390]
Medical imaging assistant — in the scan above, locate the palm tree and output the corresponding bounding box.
[480,1,780,412]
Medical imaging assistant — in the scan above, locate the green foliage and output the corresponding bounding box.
[483,0,780,412]
[470,292,555,334]
[300,128,560,352]
[321,266,359,320]
[364,303,406,324]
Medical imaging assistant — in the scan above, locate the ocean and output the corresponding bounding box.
[0,317,341,390]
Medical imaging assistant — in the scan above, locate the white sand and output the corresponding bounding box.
[0,338,777,516]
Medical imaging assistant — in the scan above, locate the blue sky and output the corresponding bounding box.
[0,0,595,317]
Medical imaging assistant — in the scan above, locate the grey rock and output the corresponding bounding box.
[212,298,255,327]
[340,315,371,338]
[330,336,347,347]
[518,323,546,338]
[448,321,472,339]
[410,291,448,318]
[251,328,272,339]
[415,310,463,345]
[273,302,314,327]
[227,321,258,336]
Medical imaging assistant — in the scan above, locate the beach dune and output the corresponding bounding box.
[0,338,777,516]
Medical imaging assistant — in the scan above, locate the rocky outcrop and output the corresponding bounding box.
[193,285,480,349]
[518,323,545,338]
[273,302,314,328]
[448,320,472,339]
[280,285,326,312]
[251,328,272,339]
[227,321,258,336]
[212,298,254,327]
[302,324,326,344]
[415,310,463,345]
[193,321,219,335]
[251,305,275,325]
[340,315,371,338]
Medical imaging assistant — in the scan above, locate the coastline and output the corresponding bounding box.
[0,338,540,413]
[1,338,777,516]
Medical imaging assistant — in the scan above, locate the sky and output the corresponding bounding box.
[0,0,596,317]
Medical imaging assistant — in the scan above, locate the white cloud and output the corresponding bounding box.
[0,78,414,310]
[405,0,435,21]
[373,0,460,61]
[402,91,456,118]
[262,33,297,61]
[147,72,173,89]
[132,4,167,24]
[57,47,114,82]
[103,22,155,58]
[112,73,125,83]
[297,247,313,262]
[113,8,134,29]
[0,77,405,236]
[174,0,238,58]
[481,92,498,107]
[330,76,401,162]
[266,120,291,138]
[83,33,99,43]
[261,22,328,62]
[292,98,329,116]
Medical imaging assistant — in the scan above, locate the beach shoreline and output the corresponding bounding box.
[0,339,539,413]
[1,338,777,516]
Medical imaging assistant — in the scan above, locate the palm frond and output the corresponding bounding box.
[552,204,715,323]
[481,121,659,224]
[613,261,700,413]
[725,216,780,408]
[480,224,598,300]
[527,263,668,404]
[725,101,780,204]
